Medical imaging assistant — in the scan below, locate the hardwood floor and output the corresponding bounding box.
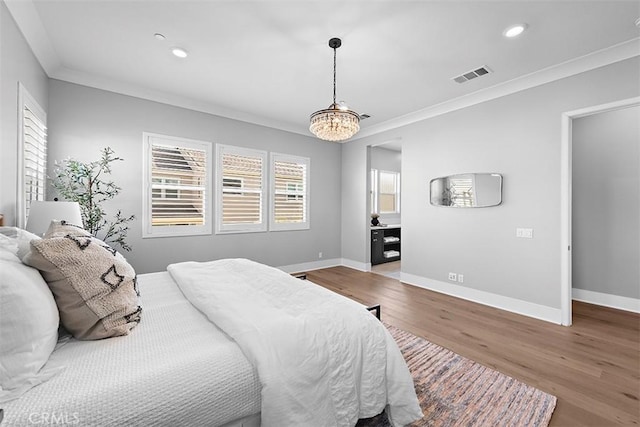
[306,266,640,426]
[371,260,401,279]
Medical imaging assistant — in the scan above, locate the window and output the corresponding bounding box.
[371,169,400,214]
[216,144,267,233]
[379,171,400,213]
[286,183,304,201]
[17,83,47,228]
[222,177,243,195]
[152,178,180,199]
[143,133,212,237]
[270,153,310,231]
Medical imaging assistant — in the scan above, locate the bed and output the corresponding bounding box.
[0,224,422,426]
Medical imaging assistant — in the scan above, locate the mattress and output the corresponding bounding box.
[2,272,261,426]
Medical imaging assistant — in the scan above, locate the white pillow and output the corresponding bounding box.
[0,247,61,403]
[0,234,18,255]
[0,227,41,260]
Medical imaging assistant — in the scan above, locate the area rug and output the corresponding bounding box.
[358,324,557,427]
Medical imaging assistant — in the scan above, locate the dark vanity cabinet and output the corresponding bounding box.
[371,227,401,265]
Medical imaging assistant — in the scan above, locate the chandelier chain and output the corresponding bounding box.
[333,46,337,105]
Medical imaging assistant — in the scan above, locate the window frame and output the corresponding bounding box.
[371,169,401,215]
[17,83,47,229]
[142,132,213,238]
[370,169,379,215]
[269,153,310,231]
[215,144,268,234]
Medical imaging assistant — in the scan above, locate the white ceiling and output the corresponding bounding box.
[7,0,640,141]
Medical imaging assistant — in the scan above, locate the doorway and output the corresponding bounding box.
[368,139,402,279]
[560,96,640,326]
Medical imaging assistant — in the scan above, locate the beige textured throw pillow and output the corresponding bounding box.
[23,221,141,340]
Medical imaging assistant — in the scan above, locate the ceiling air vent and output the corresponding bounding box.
[452,66,492,84]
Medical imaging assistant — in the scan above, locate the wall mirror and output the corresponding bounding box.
[430,173,503,207]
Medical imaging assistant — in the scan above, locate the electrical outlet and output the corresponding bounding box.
[318,252,323,259]
[448,272,457,281]
[516,228,534,239]
[458,274,464,283]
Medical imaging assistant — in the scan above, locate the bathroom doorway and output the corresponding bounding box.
[368,140,402,279]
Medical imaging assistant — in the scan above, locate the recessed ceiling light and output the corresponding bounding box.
[154,33,166,41]
[171,47,188,58]
[503,24,528,38]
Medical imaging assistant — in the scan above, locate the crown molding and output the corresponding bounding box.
[4,0,60,74]
[5,0,311,136]
[352,37,640,141]
[51,67,311,136]
[7,0,638,141]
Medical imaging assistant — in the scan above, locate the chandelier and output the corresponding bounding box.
[309,38,360,142]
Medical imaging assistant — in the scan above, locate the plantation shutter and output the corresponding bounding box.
[216,145,267,233]
[270,154,310,231]
[143,133,212,238]
[17,83,48,229]
[23,105,47,223]
[150,144,207,226]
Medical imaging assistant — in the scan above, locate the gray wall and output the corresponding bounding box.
[0,1,49,225]
[47,80,342,273]
[342,57,640,310]
[370,146,401,224]
[341,142,369,267]
[572,106,639,299]
[370,146,401,172]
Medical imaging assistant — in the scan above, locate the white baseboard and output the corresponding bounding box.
[278,258,342,274]
[281,260,564,324]
[277,260,639,319]
[400,272,563,325]
[340,258,370,272]
[572,288,640,313]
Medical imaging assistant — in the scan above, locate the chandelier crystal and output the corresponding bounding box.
[309,38,360,142]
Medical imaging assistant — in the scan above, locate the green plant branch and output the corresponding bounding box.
[51,147,135,251]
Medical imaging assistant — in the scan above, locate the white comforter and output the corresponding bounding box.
[168,258,422,427]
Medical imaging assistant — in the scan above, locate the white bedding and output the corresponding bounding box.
[2,272,261,426]
[168,258,422,427]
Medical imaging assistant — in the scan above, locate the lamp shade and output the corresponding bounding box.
[25,201,83,236]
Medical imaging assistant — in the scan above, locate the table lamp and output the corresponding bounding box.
[25,201,83,236]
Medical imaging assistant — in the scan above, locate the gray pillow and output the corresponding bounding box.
[23,221,141,340]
